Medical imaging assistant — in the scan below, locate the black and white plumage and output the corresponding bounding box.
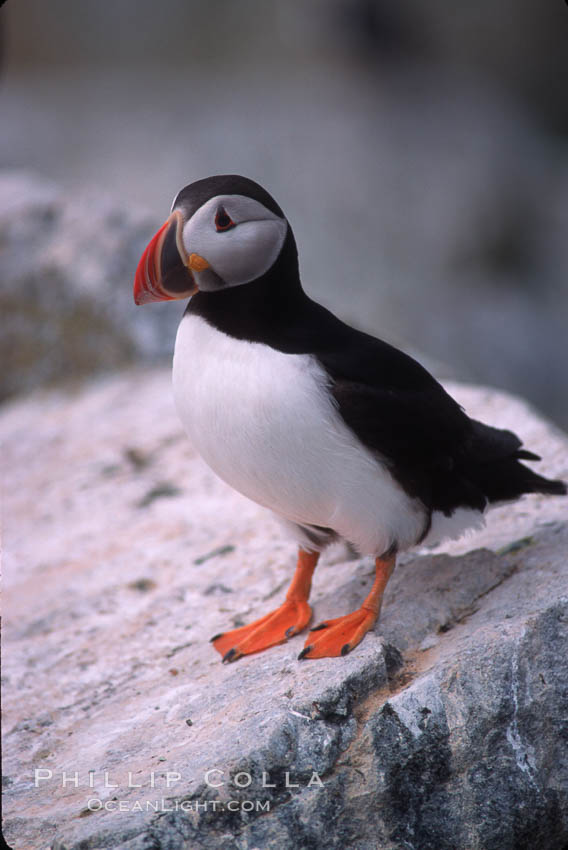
[134,175,566,661]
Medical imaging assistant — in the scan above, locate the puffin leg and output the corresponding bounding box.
[299,552,396,660]
[211,549,319,662]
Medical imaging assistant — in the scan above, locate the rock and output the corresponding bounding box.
[2,373,567,850]
[0,171,181,402]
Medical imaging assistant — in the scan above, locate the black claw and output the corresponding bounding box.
[310,623,328,632]
[210,632,224,643]
[298,646,313,660]
[285,626,295,638]
[340,643,351,656]
[222,648,238,663]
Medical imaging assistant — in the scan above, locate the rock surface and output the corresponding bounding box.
[2,372,567,850]
[0,171,181,402]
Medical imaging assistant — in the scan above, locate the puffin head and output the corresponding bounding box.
[134,175,290,305]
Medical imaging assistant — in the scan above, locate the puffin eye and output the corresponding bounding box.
[215,207,235,232]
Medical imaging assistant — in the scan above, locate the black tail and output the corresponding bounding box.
[513,463,567,497]
[473,456,566,505]
[464,420,566,505]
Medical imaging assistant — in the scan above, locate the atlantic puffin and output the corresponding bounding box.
[134,174,566,662]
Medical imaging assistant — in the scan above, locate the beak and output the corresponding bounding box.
[134,210,199,305]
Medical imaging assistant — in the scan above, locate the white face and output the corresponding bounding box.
[178,194,288,291]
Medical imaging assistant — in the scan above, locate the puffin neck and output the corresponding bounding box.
[186,228,308,347]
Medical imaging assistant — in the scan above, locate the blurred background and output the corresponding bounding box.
[1,0,567,426]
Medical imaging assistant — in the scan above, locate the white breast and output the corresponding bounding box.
[172,314,428,555]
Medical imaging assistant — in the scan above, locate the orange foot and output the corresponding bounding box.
[299,552,396,660]
[211,549,319,663]
[299,607,377,659]
[211,598,312,662]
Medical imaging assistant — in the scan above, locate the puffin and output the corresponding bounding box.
[133,174,566,662]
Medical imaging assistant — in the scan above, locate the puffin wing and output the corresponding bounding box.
[306,303,520,512]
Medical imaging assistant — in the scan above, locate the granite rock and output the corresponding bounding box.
[2,373,567,850]
[0,171,181,402]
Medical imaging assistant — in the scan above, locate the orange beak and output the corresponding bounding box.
[133,210,198,305]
